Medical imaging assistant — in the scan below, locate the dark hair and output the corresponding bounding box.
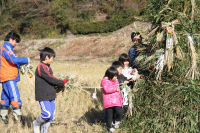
[112,61,124,68]
[4,31,21,43]
[39,47,56,62]
[119,53,130,65]
[131,32,142,43]
[104,66,118,80]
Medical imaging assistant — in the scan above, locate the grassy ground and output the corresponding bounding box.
[0,61,114,133]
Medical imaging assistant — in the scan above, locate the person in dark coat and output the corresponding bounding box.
[128,32,143,68]
[33,47,68,133]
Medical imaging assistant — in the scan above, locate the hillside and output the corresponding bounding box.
[11,21,151,61]
[0,0,149,38]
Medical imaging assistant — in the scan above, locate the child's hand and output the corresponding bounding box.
[132,68,137,73]
[140,74,144,79]
[64,78,69,84]
[124,81,129,84]
[131,77,137,81]
[117,88,120,92]
[63,76,71,84]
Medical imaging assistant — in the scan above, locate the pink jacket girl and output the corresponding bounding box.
[101,77,123,109]
[101,66,123,132]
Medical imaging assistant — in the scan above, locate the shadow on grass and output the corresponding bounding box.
[80,108,105,125]
[21,112,34,128]
[79,88,105,125]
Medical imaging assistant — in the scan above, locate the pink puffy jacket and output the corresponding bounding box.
[101,77,123,109]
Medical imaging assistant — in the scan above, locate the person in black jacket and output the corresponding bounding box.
[33,47,68,133]
[112,61,130,117]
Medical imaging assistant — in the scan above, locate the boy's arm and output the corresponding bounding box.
[2,50,28,65]
[38,64,64,87]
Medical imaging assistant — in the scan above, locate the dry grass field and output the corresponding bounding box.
[0,60,113,133]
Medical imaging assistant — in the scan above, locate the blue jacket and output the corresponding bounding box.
[128,45,138,66]
[2,42,29,82]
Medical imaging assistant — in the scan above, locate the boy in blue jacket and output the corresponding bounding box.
[0,31,30,124]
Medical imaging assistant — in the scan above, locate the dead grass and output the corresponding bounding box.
[0,61,111,133]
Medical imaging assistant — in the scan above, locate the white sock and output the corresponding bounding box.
[35,115,45,125]
[33,115,45,133]
[0,109,8,118]
[13,108,22,121]
[41,122,50,133]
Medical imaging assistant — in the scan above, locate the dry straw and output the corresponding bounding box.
[185,34,200,80]
[155,21,179,80]
[175,45,184,60]
[163,23,178,72]
[155,54,165,80]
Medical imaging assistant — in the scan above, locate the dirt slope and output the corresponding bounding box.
[10,21,151,61]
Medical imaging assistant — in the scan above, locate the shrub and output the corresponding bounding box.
[120,79,200,132]
[69,15,135,34]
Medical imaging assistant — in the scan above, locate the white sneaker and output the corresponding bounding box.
[41,122,50,133]
[109,128,115,132]
[111,121,115,126]
[33,120,40,133]
[114,121,120,129]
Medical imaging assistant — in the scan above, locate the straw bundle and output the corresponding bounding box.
[144,49,164,64]
[127,79,145,116]
[175,45,184,60]
[19,64,34,78]
[155,54,165,80]
[156,31,164,42]
[185,34,200,80]
[127,93,134,116]
[56,73,78,91]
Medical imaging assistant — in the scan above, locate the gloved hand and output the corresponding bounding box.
[64,79,68,84]
[26,64,33,69]
[64,76,71,84]
[55,86,65,93]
